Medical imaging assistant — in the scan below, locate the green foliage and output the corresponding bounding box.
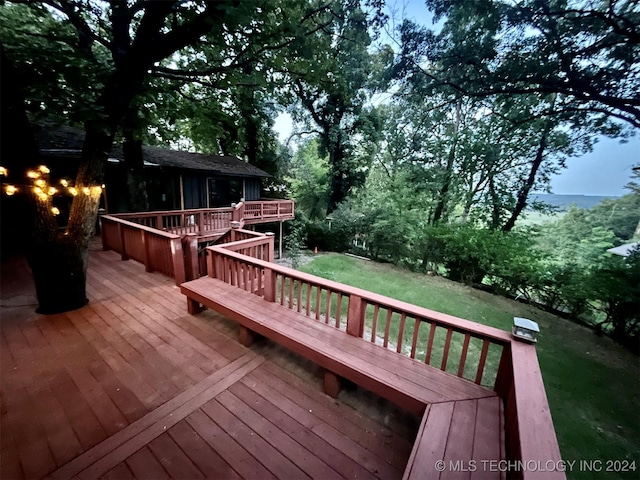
[588,249,640,351]
[285,222,307,269]
[286,138,331,220]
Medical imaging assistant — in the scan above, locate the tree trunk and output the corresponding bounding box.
[432,101,461,225]
[122,111,149,212]
[502,95,556,232]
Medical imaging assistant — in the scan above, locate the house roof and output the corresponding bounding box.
[606,242,640,257]
[36,124,271,178]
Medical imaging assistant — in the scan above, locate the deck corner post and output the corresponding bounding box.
[263,268,276,302]
[346,294,365,337]
[183,234,199,280]
[171,237,187,285]
[265,232,275,263]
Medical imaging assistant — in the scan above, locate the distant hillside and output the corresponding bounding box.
[530,194,618,211]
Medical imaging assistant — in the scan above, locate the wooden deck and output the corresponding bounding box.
[1,244,420,480]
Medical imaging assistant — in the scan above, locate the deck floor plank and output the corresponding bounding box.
[167,420,241,480]
[124,447,169,480]
[229,380,377,480]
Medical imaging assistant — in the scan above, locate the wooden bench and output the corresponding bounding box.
[181,276,497,415]
[403,397,504,479]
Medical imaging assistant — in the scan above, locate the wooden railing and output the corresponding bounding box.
[101,215,187,284]
[205,245,564,479]
[243,200,294,224]
[111,200,294,235]
[207,245,511,387]
[113,207,236,236]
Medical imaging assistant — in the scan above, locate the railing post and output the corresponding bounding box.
[171,237,186,285]
[183,234,199,280]
[265,232,275,263]
[206,249,215,277]
[117,222,129,260]
[346,294,365,337]
[198,212,205,235]
[156,214,163,230]
[100,215,108,251]
[141,230,152,273]
[263,268,276,302]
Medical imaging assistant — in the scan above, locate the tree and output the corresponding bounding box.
[402,0,640,128]
[282,0,389,210]
[1,1,298,313]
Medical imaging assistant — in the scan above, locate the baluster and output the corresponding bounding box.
[280,274,285,305]
[297,281,302,312]
[305,284,312,317]
[244,262,250,291]
[457,334,471,377]
[315,287,321,320]
[325,291,332,324]
[475,339,490,384]
[288,278,294,309]
[383,309,393,348]
[335,294,342,328]
[371,305,379,343]
[425,321,437,364]
[410,318,421,359]
[396,313,407,353]
[441,328,453,371]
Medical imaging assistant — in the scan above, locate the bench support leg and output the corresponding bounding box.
[239,326,256,347]
[187,297,203,314]
[323,370,341,398]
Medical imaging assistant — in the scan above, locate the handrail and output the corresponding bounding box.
[208,246,512,344]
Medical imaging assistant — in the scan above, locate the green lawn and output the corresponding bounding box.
[299,253,640,480]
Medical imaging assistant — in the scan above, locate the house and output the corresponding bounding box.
[36,124,272,213]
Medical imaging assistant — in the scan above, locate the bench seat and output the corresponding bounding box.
[181,276,497,415]
[403,397,504,479]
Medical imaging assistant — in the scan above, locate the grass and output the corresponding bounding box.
[299,253,640,480]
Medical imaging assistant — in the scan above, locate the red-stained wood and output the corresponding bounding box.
[475,339,490,385]
[403,402,454,480]
[201,399,310,479]
[323,370,341,398]
[206,246,512,344]
[185,409,278,480]
[238,326,255,347]
[371,304,380,343]
[458,334,471,378]
[441,327,453,371]
[305,283,312,316]
[125,447,169,480]
[218,389,341,479]
[470,397,502,480]
[425,321,437,365]
[397,313,407,353]
[315,285,321,321]
[325,289,332,324]
[167,420,240,480]
[410,318,421,359]
[335,293,343,328]
[181,277,496,415]
[247,366,409,476]
[147,433,204,479]
[229,381,377,480]
[441,400,479,480]
[383,309,393,348]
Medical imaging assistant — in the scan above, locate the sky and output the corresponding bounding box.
[272,0,639,197]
